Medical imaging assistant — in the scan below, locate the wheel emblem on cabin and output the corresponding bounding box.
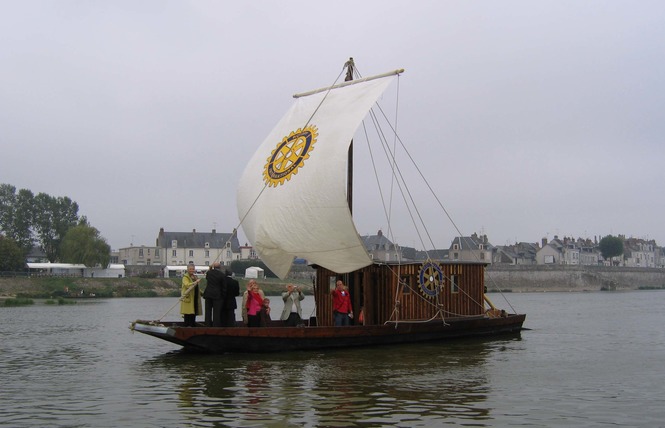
[263,125,319,187]
[418,262,443,298]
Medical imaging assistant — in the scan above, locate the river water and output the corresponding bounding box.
[1,291,663,427]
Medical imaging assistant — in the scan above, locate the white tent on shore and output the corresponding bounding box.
[244,266,265,279]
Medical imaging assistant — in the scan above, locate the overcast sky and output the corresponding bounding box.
[2,1,664,251]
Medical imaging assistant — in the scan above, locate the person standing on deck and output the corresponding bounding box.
[222,270,240,326]
[281,284,305,326]
[331,279,352,326]
[180,263,202,327]
[203,262,226,327]
[242,279,265,327]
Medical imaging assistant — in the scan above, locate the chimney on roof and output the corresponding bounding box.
[542,237,548,247]
[212,229,216,234]
[193,229,196,233]
[377,229,382,237]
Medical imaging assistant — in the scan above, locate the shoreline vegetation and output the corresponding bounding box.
[0,276,309,301]
[1,265,664,304]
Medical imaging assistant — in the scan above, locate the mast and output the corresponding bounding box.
[345,57,355,215]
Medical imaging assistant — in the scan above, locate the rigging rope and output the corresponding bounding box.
[359,85,519,315]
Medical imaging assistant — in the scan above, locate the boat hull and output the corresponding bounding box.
[131,314,525,353]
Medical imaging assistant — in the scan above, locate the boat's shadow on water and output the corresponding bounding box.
[138,335,523,426]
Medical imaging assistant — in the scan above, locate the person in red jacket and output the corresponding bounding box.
[331,279,353,326]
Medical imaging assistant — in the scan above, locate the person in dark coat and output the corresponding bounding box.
[203,262,226,327]
[223,269,240,327]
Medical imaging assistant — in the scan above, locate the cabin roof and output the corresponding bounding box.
[374,260,487,267]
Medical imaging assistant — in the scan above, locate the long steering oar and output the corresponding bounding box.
[156,280,200,322]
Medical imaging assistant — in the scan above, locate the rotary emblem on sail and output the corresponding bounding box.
[263,125,319,187]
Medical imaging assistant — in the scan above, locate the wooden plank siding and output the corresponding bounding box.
[315,262,487,327]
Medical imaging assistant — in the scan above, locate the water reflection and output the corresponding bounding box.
[140,337,520,427]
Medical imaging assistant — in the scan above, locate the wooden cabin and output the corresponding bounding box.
[314,261,487,327]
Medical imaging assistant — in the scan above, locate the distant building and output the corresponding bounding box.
[493,242,539,265]
[25,246,47,263]
[239,243,259,260]
[624,238,658,268]
[117,245,161,266]
[536,237,566,265]
[449,233,493,264]
[155,227,240,267]
[413,249,449,261]
[536,236,602,266]
[360,230,417,262]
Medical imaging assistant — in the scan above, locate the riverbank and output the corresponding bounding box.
[485,265,665,292]
[2,265,664,299]
[0,276,310,299]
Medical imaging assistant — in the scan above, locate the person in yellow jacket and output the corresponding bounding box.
[180,263,202,326]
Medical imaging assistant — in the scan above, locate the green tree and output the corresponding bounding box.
[33,193,79,262]
[0,184,34,254]
[13,188,35,253]
[0,235,25,271]
[0,184,16,234]
[599,235,624,265]
[60,222,111,267]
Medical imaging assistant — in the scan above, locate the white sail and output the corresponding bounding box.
[237,73,398,279]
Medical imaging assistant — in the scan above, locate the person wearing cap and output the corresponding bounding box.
[280,283,305,326]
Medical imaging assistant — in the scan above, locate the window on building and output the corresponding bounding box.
[480,252,485,260]
[188,250,194,257]
[172,249,177,257]
[453,252,459,260]
[205,250,209,257]
[171,240,177,248]
[155,249,160,257]
[139,249,144,257]
[450,275,459,293]
[205,242,210,248]
[453,244,459,250]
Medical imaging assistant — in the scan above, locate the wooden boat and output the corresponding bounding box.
[131,59,525,353]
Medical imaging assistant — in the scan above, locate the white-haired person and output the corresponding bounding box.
[280,283,305,326]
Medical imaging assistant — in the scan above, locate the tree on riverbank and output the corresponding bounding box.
[599,235,624,266]
[0,183,105,263]
[60,221,111,267]
[0,236,25,271]
[33,192,80,262]
[0,185,34,255]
